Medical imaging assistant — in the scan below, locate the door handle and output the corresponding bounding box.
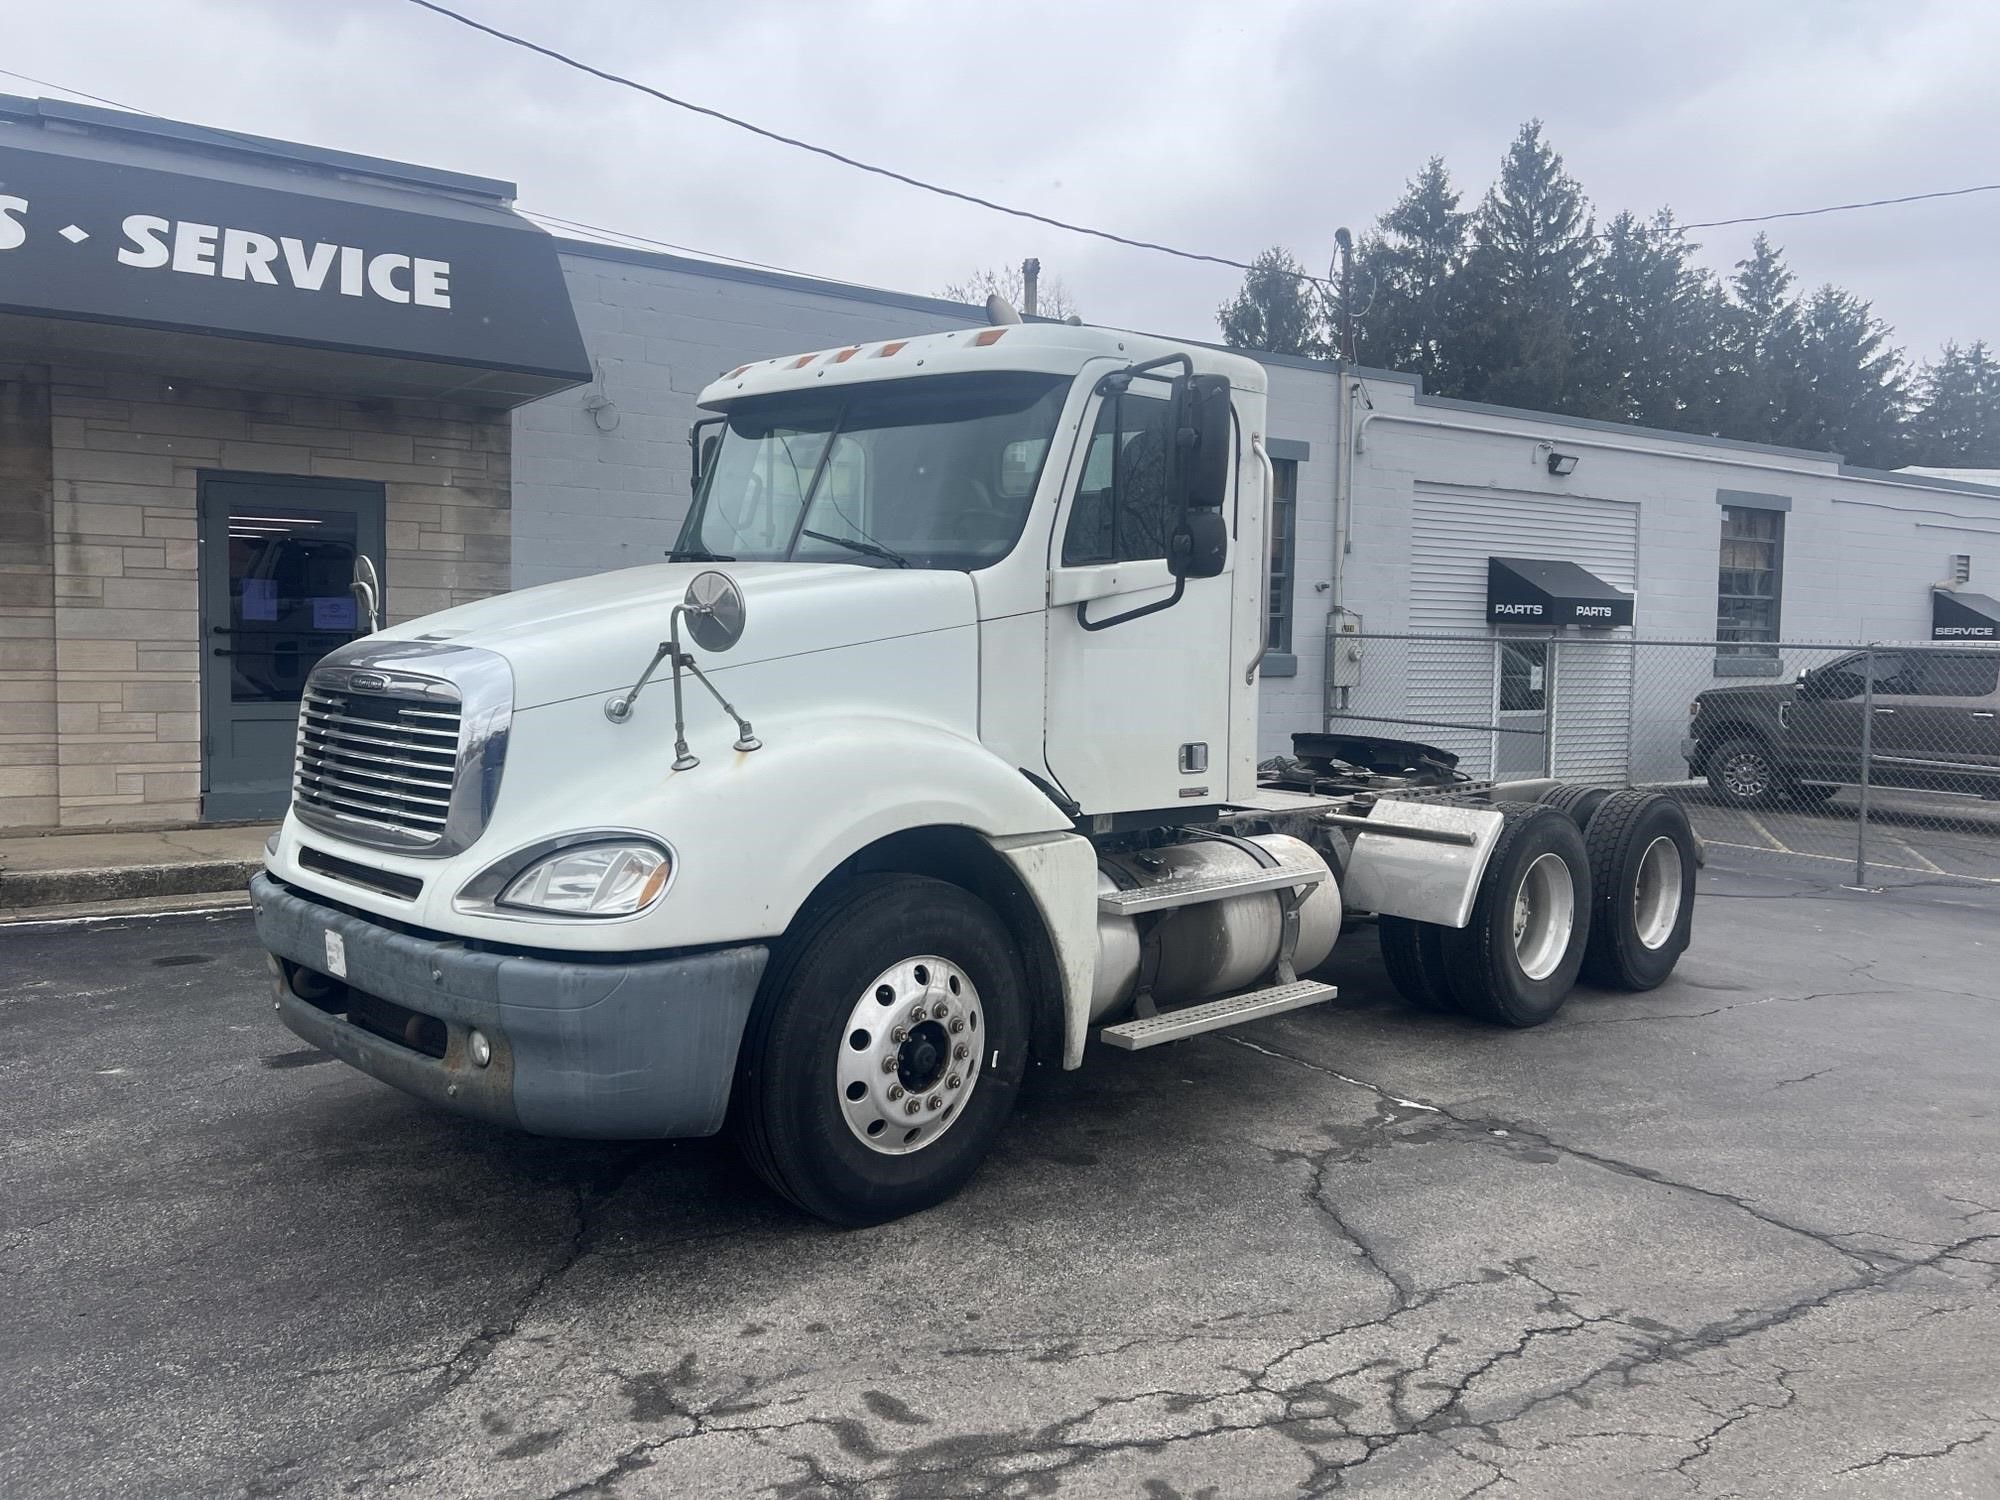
[1872,707,1896,715]
[1974,711,1997,720]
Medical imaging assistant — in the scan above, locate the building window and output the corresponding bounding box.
[1717,505,1783,655]
[1498,639,1547,712]
[1268,458,1298,651]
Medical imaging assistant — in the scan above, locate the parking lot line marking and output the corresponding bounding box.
[1703,839,2000,885]
[1889,838,1948,875]
[1742,814,1792,852]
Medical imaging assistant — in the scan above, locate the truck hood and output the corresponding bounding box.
[1696,681,1795,708]
[370,562,978,710]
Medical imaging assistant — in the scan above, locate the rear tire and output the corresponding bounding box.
[1378,916,1457,1013]
[732,874,1028,1226]
[1579,791,1697,991]
[1539,782,1612,829]
[1442,803,1591,1028]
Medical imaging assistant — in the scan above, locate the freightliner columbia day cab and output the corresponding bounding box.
[253,317,1699,1225]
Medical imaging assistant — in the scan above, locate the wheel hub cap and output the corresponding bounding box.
[1632,835,1684,950]
[837,956,983,1156]
[1512,851,1575,982]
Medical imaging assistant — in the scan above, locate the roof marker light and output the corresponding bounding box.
[831,346,861,363]
[724,364,750,379]
[971,328,1008,347]
[874,341,908,358]
[790,353,817,369]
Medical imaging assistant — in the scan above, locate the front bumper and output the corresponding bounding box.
[1681,735,1701,769]
[251,874,768,1139]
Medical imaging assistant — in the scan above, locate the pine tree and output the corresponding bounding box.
[1785,285,1909,466]
[1720,234,1806,445]
[1908,341,2000,466]
[1350,157,1471,385]
[1584,210,1729,432]
[1217,248,1329,358]
[1456,121,1598,412]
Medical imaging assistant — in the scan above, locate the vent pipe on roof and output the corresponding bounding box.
[1021,257,1041,318]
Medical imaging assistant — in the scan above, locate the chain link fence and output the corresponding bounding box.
[1322,632,2000,889]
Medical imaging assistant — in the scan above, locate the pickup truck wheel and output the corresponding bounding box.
[1441,803,1590,1028]
[1705,735,1786,808]
[1377,917,1458,1013]
[1579,791,1697,991]
[732,874,1027,1227]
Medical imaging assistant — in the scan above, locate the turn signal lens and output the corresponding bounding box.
[498,843,671,917]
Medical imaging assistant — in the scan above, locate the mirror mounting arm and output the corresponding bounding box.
[603,605,761,763]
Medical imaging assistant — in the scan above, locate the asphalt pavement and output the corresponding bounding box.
[3,848,1999,1499]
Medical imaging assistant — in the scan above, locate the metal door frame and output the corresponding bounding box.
[197,470,387,821]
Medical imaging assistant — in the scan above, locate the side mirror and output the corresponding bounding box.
[1171,509,1228,580]
[1181,374,1233,512]
[689,417,724,494]
[349,554,382,635]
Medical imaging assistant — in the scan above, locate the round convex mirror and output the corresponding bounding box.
[683,569,747,653]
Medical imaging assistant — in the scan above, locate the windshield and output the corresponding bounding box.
[676,372,1070,571]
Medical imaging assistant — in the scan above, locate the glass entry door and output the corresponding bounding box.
[198,474,386,820]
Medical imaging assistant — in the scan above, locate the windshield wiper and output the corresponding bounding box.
[801,529,910,568]
[666,546,736,562]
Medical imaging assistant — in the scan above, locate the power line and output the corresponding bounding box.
[1677,183,2000,233]
[398,0,1322,285]
[0,67,151,115]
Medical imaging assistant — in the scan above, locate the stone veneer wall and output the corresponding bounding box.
[14,365,511,830]
[0,364,56,827]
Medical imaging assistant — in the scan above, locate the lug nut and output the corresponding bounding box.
[888,1084,905,1101]
[946,1074,962,1090]
[891,1025,909,1043]
[910,1004,928,1025]
[927,1094,943,1112]
[949,1017,965,1034]
[881,1054,897,1073]
[953,1043,968,1060]
[905,1099,923,1116]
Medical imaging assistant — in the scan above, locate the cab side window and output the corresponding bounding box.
[1061,388,1174,566]
[1899,653,2000,698]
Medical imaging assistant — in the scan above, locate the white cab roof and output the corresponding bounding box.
[696,322,1266,409]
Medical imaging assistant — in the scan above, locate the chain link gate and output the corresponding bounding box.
[1317,633,2000,890]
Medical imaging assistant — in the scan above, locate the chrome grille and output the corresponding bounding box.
[295,685,463,846]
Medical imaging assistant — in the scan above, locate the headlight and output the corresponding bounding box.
[497,843,672,917]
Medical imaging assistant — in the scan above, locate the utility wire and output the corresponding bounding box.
[1677,183,2000,233]
[398,0,1322,284]
[0,67,151,114]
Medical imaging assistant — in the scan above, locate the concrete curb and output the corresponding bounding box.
[0,859,263,911]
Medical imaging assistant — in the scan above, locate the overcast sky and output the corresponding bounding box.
[9,0,1999,364]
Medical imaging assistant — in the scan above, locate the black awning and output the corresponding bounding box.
[1487,557,1634,628]
[1933,589,2000,640]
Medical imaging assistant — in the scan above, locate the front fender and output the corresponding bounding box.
[445,710,1074,951]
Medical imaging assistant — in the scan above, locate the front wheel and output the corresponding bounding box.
[732,874,1028,1226]
[1704,735,1787,808]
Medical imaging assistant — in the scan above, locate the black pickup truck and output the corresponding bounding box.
[1685,648,2000,807]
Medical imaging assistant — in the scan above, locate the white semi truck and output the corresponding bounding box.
[253,316,1697,1225]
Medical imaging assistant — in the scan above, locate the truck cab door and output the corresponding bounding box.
[1041,378,1234,819]
[1790,652,1892,786]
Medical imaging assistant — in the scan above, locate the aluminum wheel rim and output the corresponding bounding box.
[1511,852,1575,982]
[836,955,983,1156]
[1632,835,1684,950]
[1722,750,1770,798]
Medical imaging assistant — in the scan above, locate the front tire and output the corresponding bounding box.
[1705,735,1786,808]
[1442,803,1591,1028]
[732,875,1028,1226]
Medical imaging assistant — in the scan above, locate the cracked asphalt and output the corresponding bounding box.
[3,847,1999,1499]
